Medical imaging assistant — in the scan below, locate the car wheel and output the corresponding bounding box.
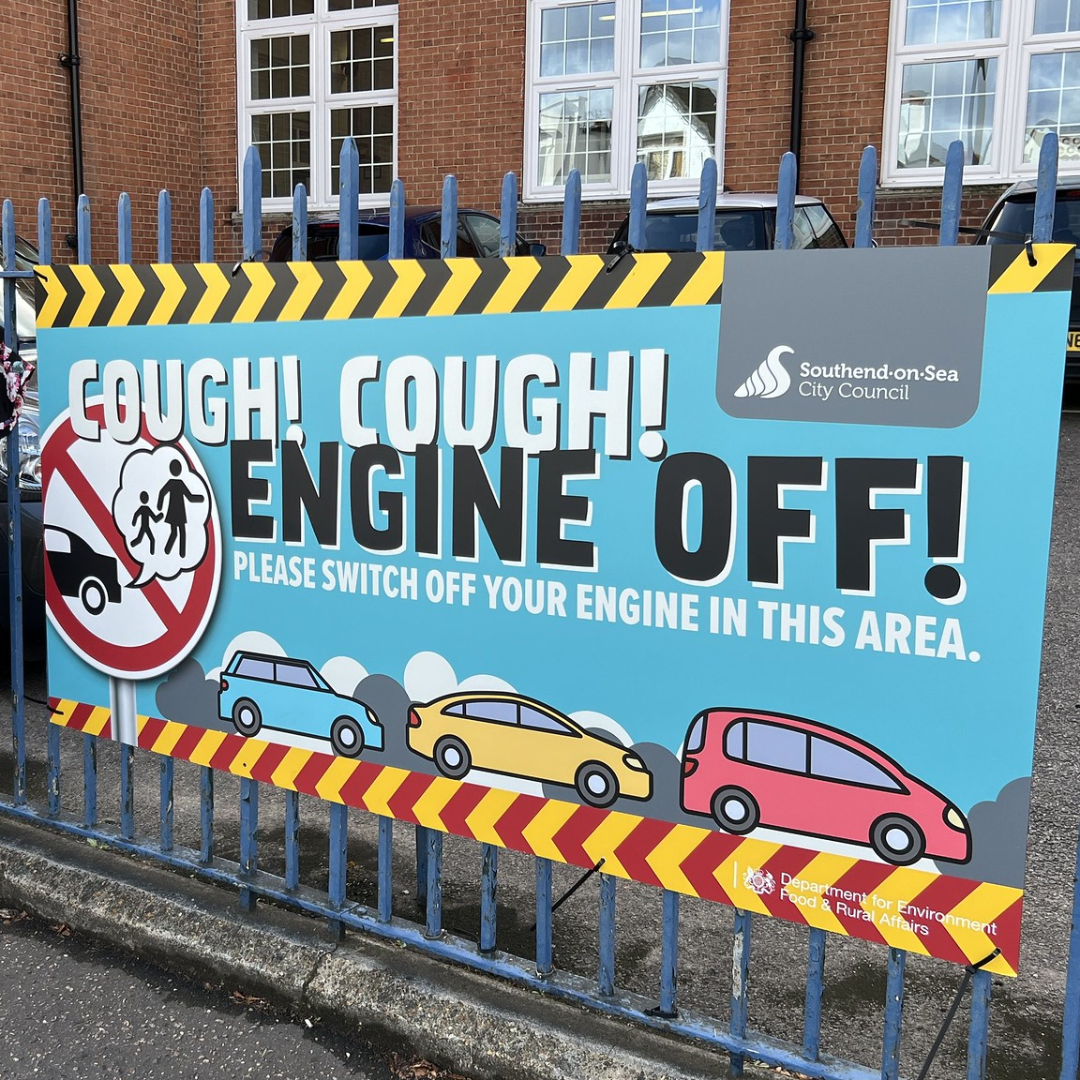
[711,787,759,835]
[79,577,107,616]
[434,736,471,779]
[870,815,925,865]
[232,698,262,737]
[575,762,619,808]
[331,715,365,758]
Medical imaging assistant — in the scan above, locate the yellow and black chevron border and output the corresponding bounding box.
[35,244,1071,331]
[50,696,1023,976]
[35,252,726,329]
[987,242,1075,294]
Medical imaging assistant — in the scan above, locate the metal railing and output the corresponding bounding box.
[0,132,1070,1080]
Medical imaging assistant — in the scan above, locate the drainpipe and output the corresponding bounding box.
[59,0,85,249]
[788,0,815,175]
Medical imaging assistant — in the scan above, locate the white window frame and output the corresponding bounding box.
[883,0,1080,185]
[237,0,398,211]
[523,0,729,202]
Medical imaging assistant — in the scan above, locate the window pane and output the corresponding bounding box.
[897,58,996,168]
[463,700,519,723]
[251,35,310,100]
[904,0,1000,45]
[249,0,314,18]
[537,89,613,185]
[331,26,395,95]
[328,0,396,8]
[745,722,807,773]
[640,0,722,68]
[465,213,502,257]
[538,2,615,77]
[330,105,394,194]
[1035,0,1080,34]
[253,111,310,197]
[723,720,743,759]
[1026,51,1080,164]
[803,204,847,247]
[637,80,716,180]
[809,738,902,790]
[276,662,317,688]
[519,704,568,731]
[236,656,274,679]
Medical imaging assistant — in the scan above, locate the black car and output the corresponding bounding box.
[43,526,122,616]
[608,193,847,254]
[974,178,1080,383]
[270,206,546,262]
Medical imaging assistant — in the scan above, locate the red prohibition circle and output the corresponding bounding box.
[42,402,220,679]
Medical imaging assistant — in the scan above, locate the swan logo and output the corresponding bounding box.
[733,345,793,399]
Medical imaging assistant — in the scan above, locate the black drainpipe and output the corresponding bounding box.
[788,0,815,175]
[59,0,84,250]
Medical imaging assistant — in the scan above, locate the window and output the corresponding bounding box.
[463,699,520,724]
[519,704,574,733]
[809,737,904,790]
[525,0,728,200]
[745,721,809,775]
[275,661,319,688]
[236,655,274,679]
[238,0,397,210]
[885,0,1080,184]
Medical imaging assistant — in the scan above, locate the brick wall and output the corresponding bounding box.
[0,0,1028,262]
[0,1,203,262]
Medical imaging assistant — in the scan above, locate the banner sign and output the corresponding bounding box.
[37,246,1073,975]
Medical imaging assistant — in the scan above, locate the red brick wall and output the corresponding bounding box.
[200,0,243,259]
[0,0,1021,262]
[0,1,81,253]
[397,0,526,208]
[0,1,203,262]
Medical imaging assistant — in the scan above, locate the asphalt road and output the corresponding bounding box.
[0,907,464,1080]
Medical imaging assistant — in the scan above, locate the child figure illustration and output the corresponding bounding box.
[131,491,162,554]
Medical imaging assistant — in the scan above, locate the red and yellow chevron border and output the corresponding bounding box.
[49,698,1021,976]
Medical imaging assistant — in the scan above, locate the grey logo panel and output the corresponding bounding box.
[717,248,989,428]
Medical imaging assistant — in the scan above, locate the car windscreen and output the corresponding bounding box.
[306,224,391,261]
[618,210,768,252]
[986,191,1080,255]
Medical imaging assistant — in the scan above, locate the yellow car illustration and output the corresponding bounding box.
[406,692,653,808]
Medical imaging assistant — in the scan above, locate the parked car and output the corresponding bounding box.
[608,193,847,254]
[973,178,1080,383]
[269,206,547,262]
[679,708,970,866]
[0,235,45,651]
[218,650,383,757]
[407,692,652,807]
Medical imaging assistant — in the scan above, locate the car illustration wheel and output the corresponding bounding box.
[232,698,262,737]
[711,787,759,835]
[870,815,925,865]
[575,762,619,808]
[434,736,471,779]
[331,715,365,758]
[79,577,107,616]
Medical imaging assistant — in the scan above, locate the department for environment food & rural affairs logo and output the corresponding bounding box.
[743,867,776,896]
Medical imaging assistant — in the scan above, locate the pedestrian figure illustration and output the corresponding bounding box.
[157,459,205,558]
[131,491,161,554]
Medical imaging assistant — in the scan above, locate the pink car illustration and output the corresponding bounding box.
[680,709,970,866]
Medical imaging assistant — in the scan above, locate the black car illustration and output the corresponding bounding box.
[44,525,122,615]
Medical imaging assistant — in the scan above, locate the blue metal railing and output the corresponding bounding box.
[0,133,1068,1080]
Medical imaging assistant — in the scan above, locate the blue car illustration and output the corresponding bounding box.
[218,651,382,757]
